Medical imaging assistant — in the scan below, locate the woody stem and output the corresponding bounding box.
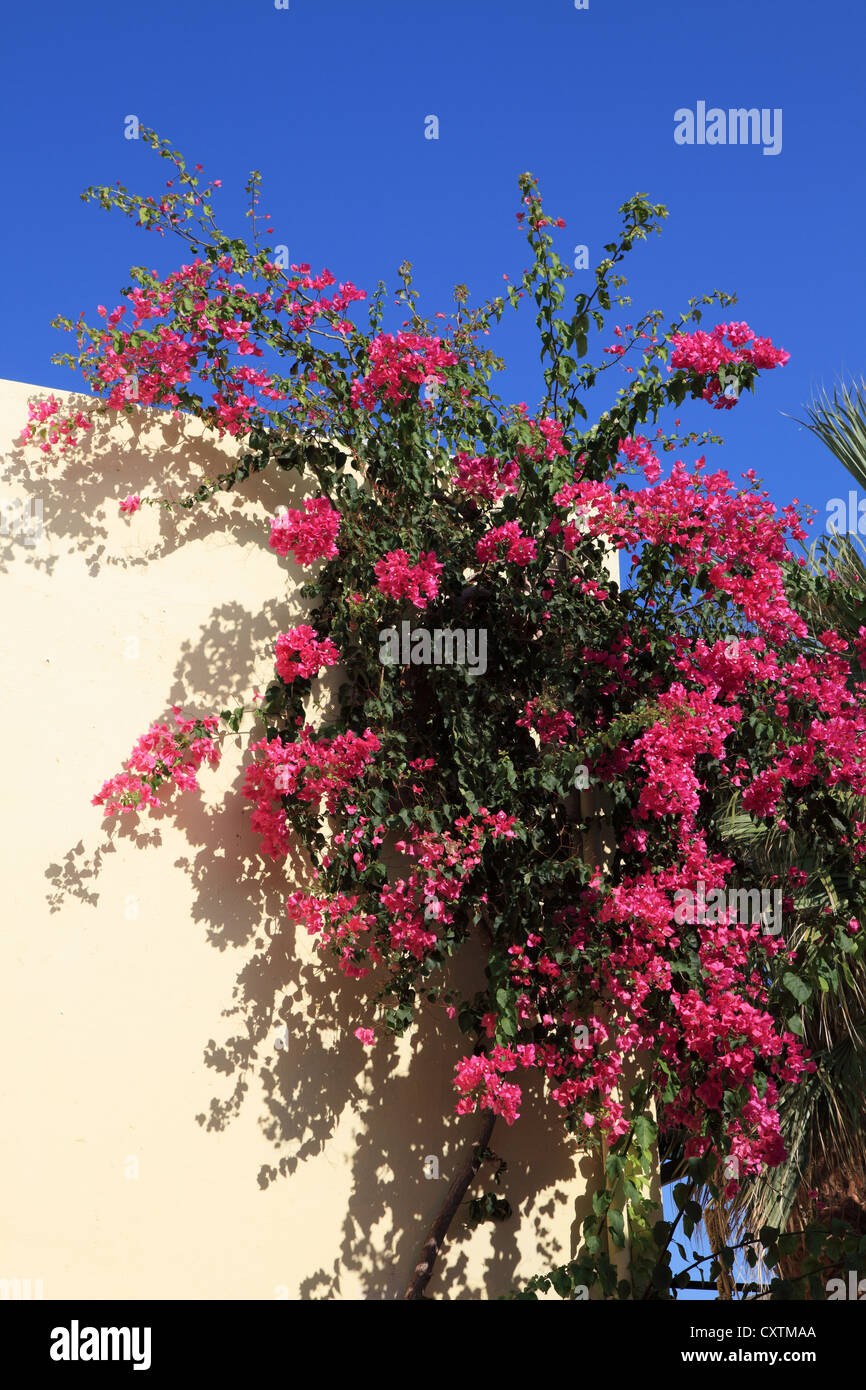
[403,1110,497,1300]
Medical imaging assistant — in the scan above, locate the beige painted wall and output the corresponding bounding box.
[0,379,612,1300]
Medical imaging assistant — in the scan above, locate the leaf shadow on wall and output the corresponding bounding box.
[1,387,313,578]
[27,393,595,1299]
[165,611,595,1300]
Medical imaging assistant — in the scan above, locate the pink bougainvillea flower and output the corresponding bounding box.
[452,452,519,502]
[476,521,536,567]
[92,706,221,816]
[274,626,341,683]
[374,549,443,609]
[668,321,789,409]
[269,496,341,566]
[350,332,457,411]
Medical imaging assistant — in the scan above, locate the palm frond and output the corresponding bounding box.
[793,378,866,492]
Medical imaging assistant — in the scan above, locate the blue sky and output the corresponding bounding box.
[3,0,855,1300]
[2,0,864,533]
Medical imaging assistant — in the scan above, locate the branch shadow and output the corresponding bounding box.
[0,384,313,578]
[24,384,589,1299]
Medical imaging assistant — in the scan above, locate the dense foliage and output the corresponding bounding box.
[27,130,866,1297]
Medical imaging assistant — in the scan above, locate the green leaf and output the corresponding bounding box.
[592,1190,612,1218]
[607,1208,625,1246]
[605,1154,625,1183]
[782,972,812,1005]
[633,1114,658,1153]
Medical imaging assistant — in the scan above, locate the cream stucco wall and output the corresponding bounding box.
[0,379,614,1300]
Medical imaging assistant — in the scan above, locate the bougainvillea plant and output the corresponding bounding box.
[27,129,866,1299]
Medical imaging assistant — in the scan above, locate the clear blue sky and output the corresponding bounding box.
[2,0,864,530]
[4,0,853,1299]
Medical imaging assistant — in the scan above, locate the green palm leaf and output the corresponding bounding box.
[793,378,866,493]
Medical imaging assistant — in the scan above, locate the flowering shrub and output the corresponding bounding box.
[373,549,443,609]
[274,626,341,683]
[91,706,220,814]
[269,496,341,564]
[350,331,457,410]
[669,321,791,408]
[36,129,866,1298]
[452,452,520,501]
